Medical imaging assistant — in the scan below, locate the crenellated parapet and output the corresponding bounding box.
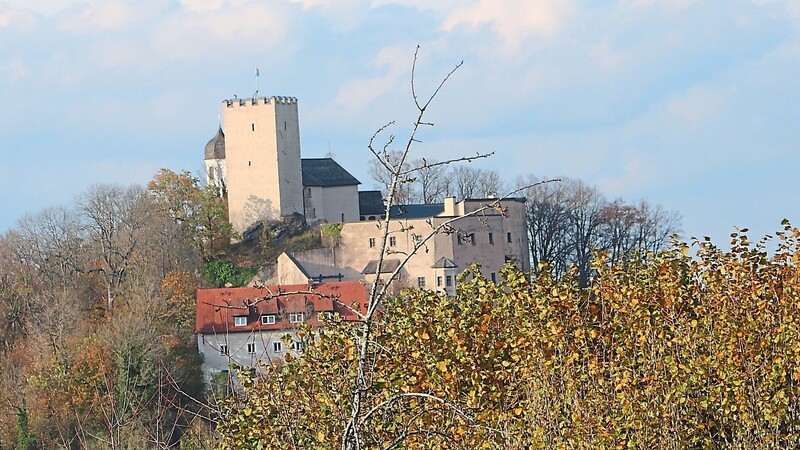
[223,96,298,108]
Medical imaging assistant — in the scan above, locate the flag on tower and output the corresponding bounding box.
[256,68,260,77]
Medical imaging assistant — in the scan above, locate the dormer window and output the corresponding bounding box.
[261,314,276,325]
[289,312,304,323]
[234,316,247,326]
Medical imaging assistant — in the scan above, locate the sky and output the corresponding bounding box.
[0,0,798,247]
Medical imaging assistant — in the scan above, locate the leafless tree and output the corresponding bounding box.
[520,176,681,286]
[368,150,414,205]
[564,180,607,287]
[449,166,505,199]
[411,158,450,203]
[78,184,154,311]
[14,207,85,291]
[518,175,572,278]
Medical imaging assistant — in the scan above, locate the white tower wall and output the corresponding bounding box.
[222,97,304,234]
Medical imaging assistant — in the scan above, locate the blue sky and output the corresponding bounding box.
[1,0,798,246]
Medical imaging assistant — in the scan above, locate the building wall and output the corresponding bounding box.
[204,158,227,196]
[267,198,530,293]
[335,198,530,290]
[304,185,360,224]
[197,330,304,382]
[222,97,304,234]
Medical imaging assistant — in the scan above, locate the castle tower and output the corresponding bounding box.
[221,96,304,235]
[204,126,227,197]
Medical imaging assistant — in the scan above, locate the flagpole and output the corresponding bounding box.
[255,67,260,98]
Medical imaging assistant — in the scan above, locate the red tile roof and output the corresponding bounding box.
[195,281,367,334]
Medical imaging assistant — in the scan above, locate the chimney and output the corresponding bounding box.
[444,196,456,216]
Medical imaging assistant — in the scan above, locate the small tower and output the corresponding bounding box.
[204,126,227,197]
[221,96,304,235]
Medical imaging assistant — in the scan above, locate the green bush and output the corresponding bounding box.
[201,259,257,287]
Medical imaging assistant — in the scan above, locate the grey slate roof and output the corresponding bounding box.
[359,191,385,216]
[281,252,312,280]
[432,257,457,269]
[204,127,225,160]
[361,259,401,274]
[301,158,360,187]
[389,203,445,219]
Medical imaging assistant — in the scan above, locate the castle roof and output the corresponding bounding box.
[389,203,445,219]
[432,257,458,269]
[195,281,367,334]
[301,158,360,187]
[358,191,385,216]
[361,259,401,274]
[204,127,225,160]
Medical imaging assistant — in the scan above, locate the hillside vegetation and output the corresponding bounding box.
[219,227,800,449]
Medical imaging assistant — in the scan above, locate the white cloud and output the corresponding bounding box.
[290,0,369,29]
[596,158,648,198]
[151,1,292,62]
[179,0,225,13]
[0,4,37,28]
[56,0,148,34]
[368,0,462,13]
[659,86,729,128]
[627,0,700,13]
[0,0,96,16]
[441,0,577,48]
[333,45,410,109]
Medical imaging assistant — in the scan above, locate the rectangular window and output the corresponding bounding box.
[417,277,425,288]
[318,311,333,321]
[247,343,256,354]
[251,123,255,131]
[491,272,497,283]
[389,236,396,247]
[507,232,512,243]
[219,344,228,356]
[273,342,283,353]
[234,316,247,327]
[470,233,476,246]
[261,314,276,325]
[291,341,303,351]
[446,275,452,287]
[457,234,462,245]
[369,238,376,248]
[289,312,304,323]
[489,232,494,245]
[437,276,443,287]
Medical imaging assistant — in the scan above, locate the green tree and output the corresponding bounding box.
[16,404,37,450]
[148,169,233,260]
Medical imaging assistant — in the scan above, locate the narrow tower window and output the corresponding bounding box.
[251,123,255,131]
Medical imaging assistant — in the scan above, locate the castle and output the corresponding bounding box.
[196,94,530,378]
[203,95,530,292]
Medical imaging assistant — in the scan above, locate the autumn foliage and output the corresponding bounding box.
[218,225,800,449]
